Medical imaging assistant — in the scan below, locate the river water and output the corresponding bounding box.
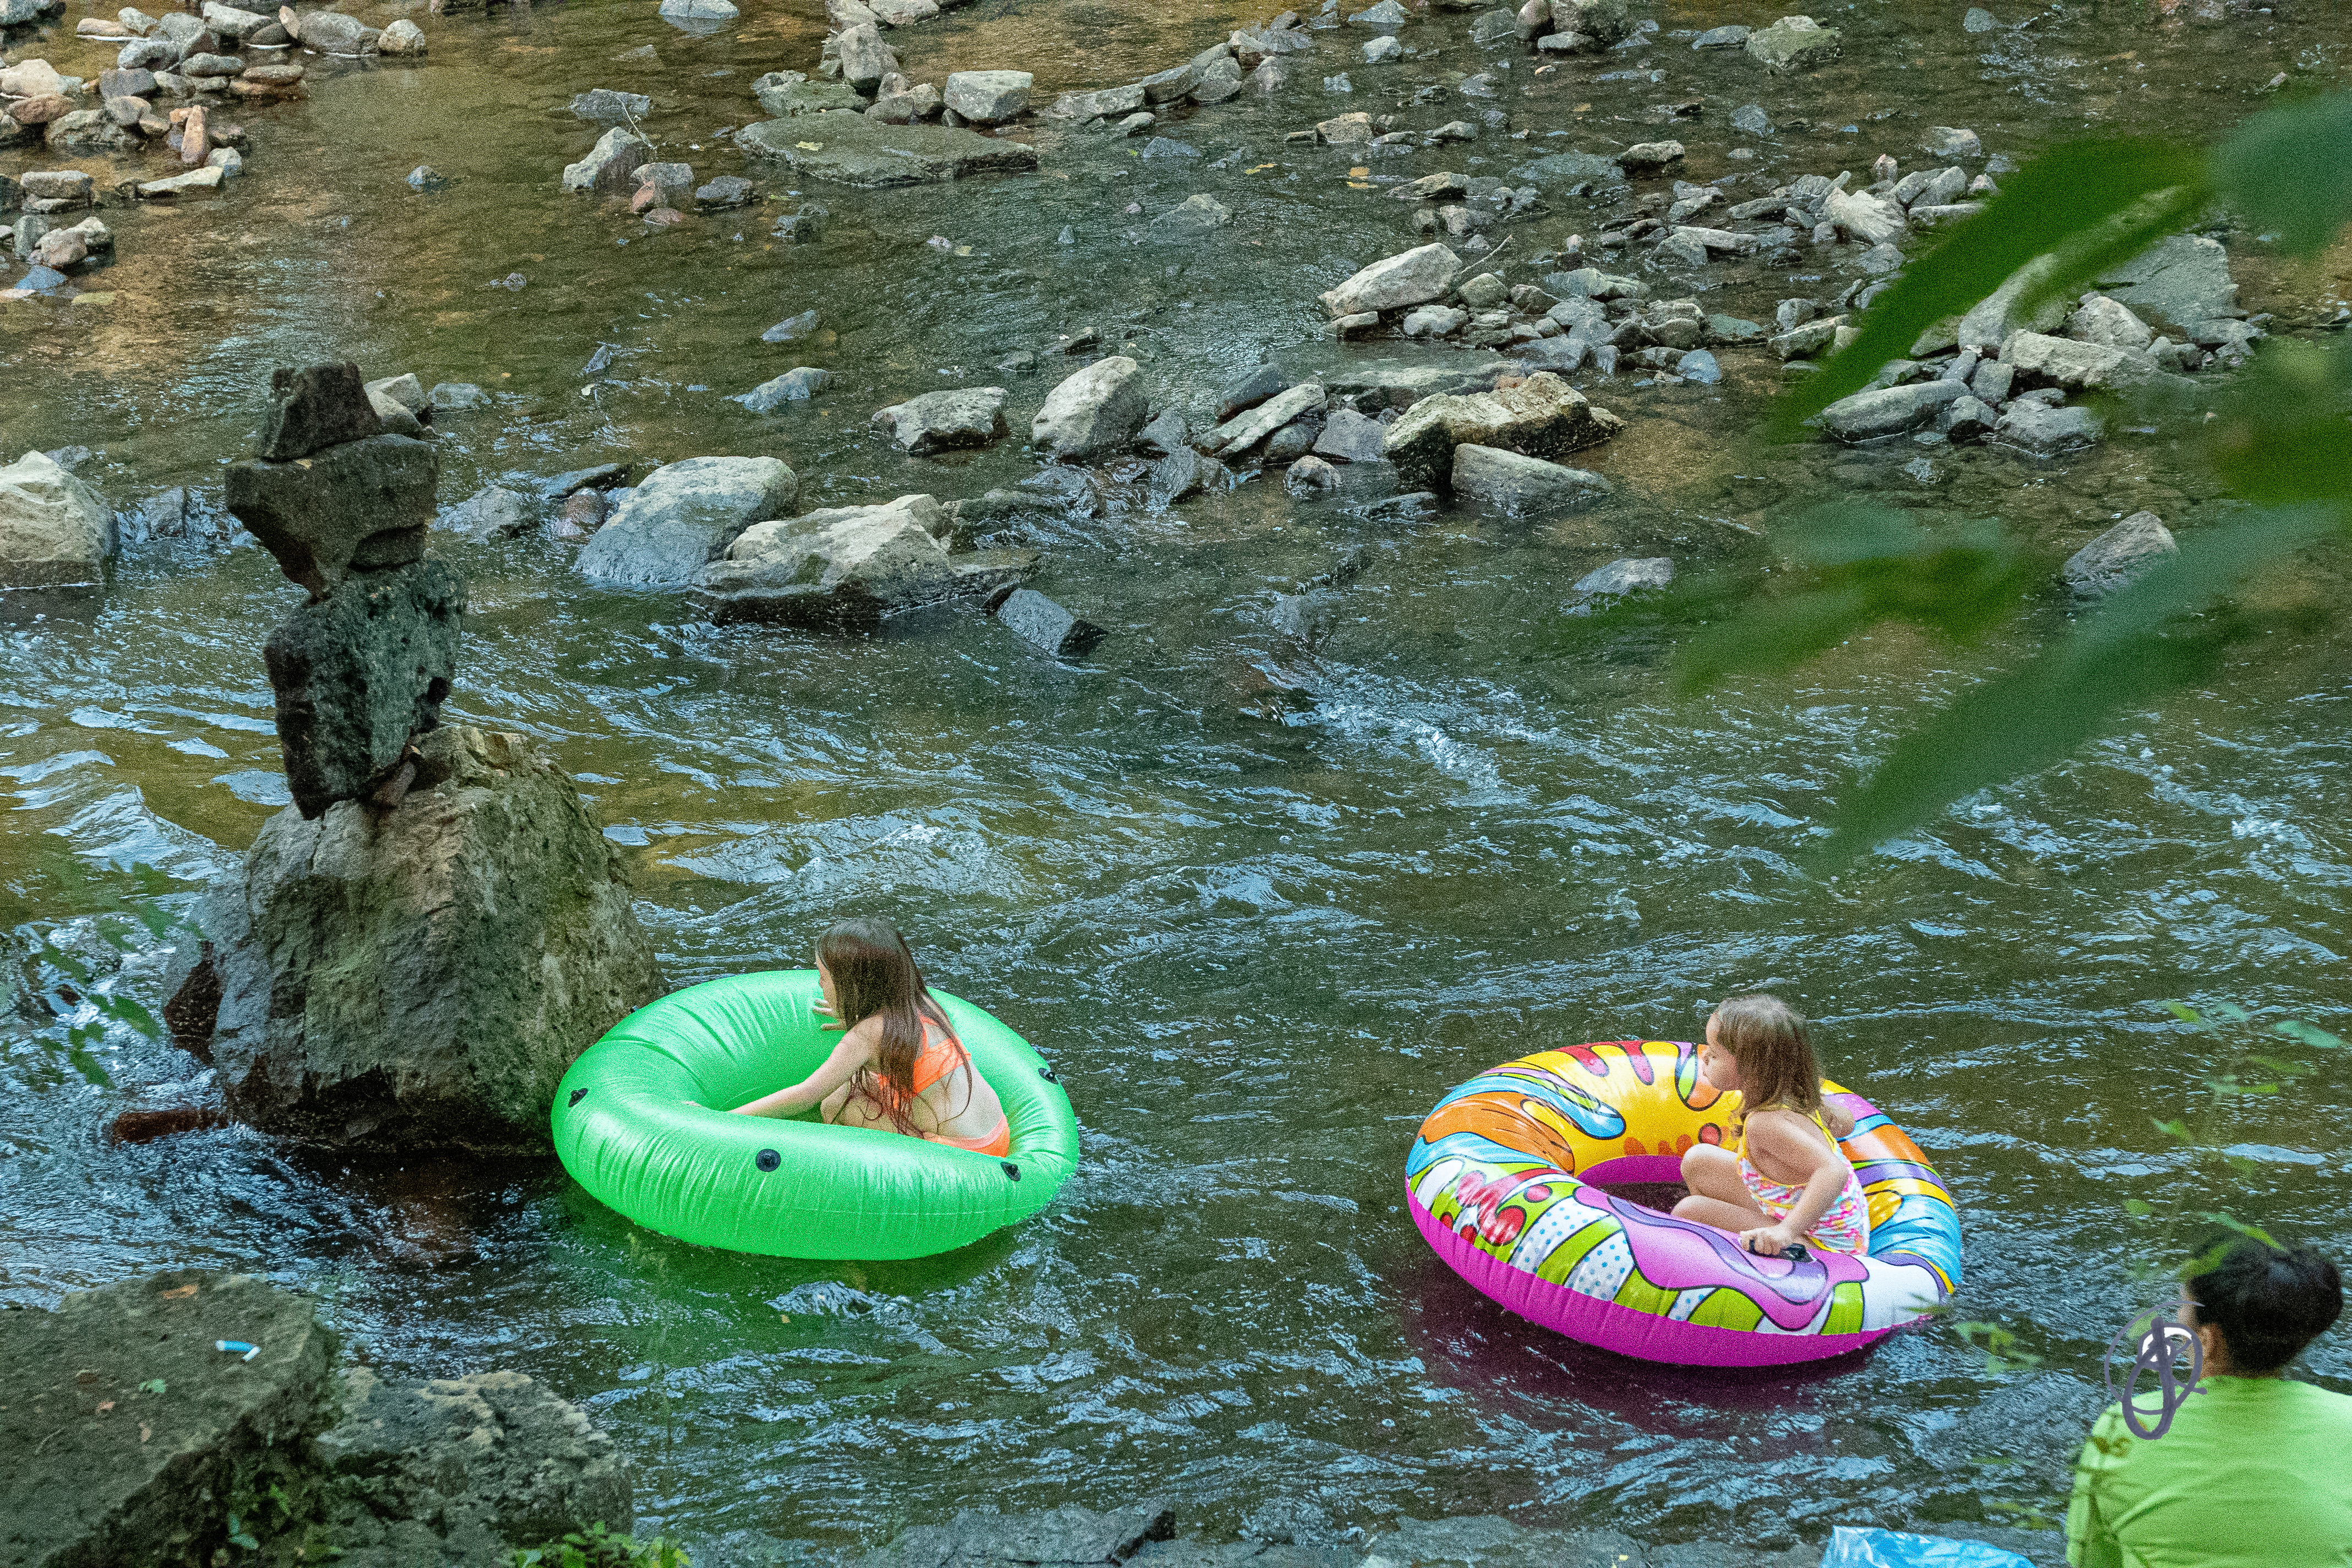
[3,0,2349,1555]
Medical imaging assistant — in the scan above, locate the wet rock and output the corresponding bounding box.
[375,18,423,53]
[1353,0,1408,26]
[224,426,436,594]
[1962,6,1996,29]
[406,164,448,190]
[1956,256,2070,352]
[262,557,461,816]
[1994,399,2101,456]
[763,308,822,342]
[834,22,896,90]
[1676,348,1722,384]
[2002,330,2165,392]
[313,1368,631,1566]
[1134,409,1188,459]
[696,173,757,208]
[1148,446,1217,503]
[562,126,654,194]
[872,386,1010,453]
[100,64,159,97]
[1619,139,1683,172]
[1451,443,1608,513]
[0,448,113,587]
[754,72,868,116]
[1313,406,1387,462]
[1922,124,1982,159]
[737,366,831,409]
[570,86,652,122]
[2094,234,2242,344]
[1047,83,1146,121]
[1566,556,1673,610]
[1730,102,1773,135]
[429,382,488,412]
[1822,185,1905,246]
[1202,381,1324,459]
[1136,62,1202,102]
[1691,23,1747,46]
[1139,136,1199,161]
[868,0,937,23]
[287,9,375,52]
[558,490,607,536]
[575,455,798,588]
[1362,34,1401,61]
[172,723,662,1152]
[659,0,739,25]
[2064,293,2155,351]
[869,82,941,122]
[699,493,982,626]
[995,588,1106,657]
[1814,379,1967,442]
[1316,110,1375,144]
[943,68,1030,123]
[2064,510,2176,598]
[1892,165,1967,207]
[1032,356,1148,461]
[439,485,533,542]
[737,114,1036,187]
[0,1270,338,1568]
[1285,455,1339,496]
[1151,193,1232,236]
[1383,371,1618,489]
[1744,14,1841,69]
[1319,242,1462,318]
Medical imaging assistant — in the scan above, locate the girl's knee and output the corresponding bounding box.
[1680,1143,1719,1180]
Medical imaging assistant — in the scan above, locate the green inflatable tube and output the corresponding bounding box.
[551,970,1080,1259]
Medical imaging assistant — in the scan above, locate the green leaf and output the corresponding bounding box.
[2209,90,2352,254]
[2207,340,2352,507]
[1809,505,2342,863]
[1778,138,2207,430]
[2195,1211,2284,1250]
[2152,1118,2197,1142]
[96,997,162,1038]
[66,1046,112,1089]
[2272,1019,2348,1050]
[140,1378,167,1395]
[2123,1198,2153,1218]
[2161,1000,2204,1025]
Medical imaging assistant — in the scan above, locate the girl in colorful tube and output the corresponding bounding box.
[1671,994,1870,1256]
[729,917,1011,1158]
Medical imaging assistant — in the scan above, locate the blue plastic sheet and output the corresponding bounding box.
[1820,1527,2036,1568]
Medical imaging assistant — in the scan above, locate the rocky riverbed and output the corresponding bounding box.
[2,0,2349,1559]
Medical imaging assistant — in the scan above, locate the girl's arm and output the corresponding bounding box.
[1738,1113,1850,1253]
[729,1029,872,1118]
[1823,1096,1856,1139]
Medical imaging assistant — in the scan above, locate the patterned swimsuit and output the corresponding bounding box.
[1738,1104,1870,1255]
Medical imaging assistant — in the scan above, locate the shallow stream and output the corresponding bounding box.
[3,0,2350,1554]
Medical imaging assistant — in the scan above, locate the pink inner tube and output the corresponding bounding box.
[1407,1044,1963,1368]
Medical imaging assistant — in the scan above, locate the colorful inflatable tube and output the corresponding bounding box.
[1407,1041,1961,1366]
[553,971,1079,1260]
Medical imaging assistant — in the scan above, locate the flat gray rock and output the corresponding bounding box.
[439,484,534,541]
[2094,233,2242,344]
[1814,379,1968,442]
[2064,509,2176,598]
[738,112,1038,187]
[575,455,798,588]
[1450,443,1609,513]
[995,590,1107,660]
[1994,399,2103,456]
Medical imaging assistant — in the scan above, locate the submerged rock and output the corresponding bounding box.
[439,484,533,541]
[738,366,832,409]
[562,127,654,194]
[2064,510,2176,598]
[166,725,663,1153]
[737,113,1037,187]
[942,68,1031,123]
[997,587,1106,657]
[1567,556,1674,611]
[1744,14,1841,69]
[699,493,1027,626]
[570,86,652,122]
[1451,444,1609,513]
[0,447,115,587]
[574,455,799,588]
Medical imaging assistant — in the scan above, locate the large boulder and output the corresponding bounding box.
[870,387,1010,454]
[574,455,798,588]
[698,493,1032,625]
[0,448,114,587]
[313,1369,632,1566]
[1031,356,1148,461]
[1318,243,1461,318]
[2094,234,2243,345]
[263,557,462,818]
[0,1270,338,1568]
[165,725,663,1153]
[224,434,437,597]
[736,113,1038,187]
[1381,372,1620,489]
[2002,330,2166,392]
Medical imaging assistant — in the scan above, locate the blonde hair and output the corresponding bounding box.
[1712,993,1825,1136]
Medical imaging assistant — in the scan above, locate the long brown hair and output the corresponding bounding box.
[817,917,965,1134]
[1712,993,1824,1137]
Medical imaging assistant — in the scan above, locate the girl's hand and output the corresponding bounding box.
[1740,1223,1802,1257]
[813,998,847,1032]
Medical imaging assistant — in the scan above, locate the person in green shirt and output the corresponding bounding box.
[2066,1237,2351,1568]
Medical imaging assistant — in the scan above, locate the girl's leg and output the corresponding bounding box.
[1675,1144,1771,1231]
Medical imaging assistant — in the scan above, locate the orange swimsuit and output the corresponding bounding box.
[860,1015,1011,1158]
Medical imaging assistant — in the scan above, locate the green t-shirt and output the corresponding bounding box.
[2065,1374,2352,1568]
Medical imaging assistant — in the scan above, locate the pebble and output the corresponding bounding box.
[407,165,449,190]
[1962,6,1996,31]
[1362,34,1401,62]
